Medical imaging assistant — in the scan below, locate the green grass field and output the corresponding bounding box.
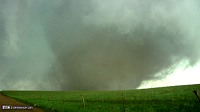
[2,84,200,112]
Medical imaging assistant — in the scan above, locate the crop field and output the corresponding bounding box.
[2,84,200,112]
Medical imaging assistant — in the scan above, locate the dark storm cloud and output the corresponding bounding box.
[43,0,200,90]
[0,0,200,90]
[0,13,5,58]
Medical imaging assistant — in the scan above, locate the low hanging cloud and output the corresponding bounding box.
[0,0,200,90]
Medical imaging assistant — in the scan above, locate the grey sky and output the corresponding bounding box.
[0,0,200,90]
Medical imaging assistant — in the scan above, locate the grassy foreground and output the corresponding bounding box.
[2,84,200,112]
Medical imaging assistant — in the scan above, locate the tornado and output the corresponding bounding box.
[0,0,200,90]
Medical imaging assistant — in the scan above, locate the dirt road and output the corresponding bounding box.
[0,92,44,112]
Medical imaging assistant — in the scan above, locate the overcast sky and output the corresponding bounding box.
[0,0,200,90]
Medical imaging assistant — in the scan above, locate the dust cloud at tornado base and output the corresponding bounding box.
[0,0,200,90]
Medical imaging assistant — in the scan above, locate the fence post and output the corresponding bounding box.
[122,93,125,112]
[81,94,85,108]
[62,96,64,103]
[193,90,200,102]
[48,96,50,102]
